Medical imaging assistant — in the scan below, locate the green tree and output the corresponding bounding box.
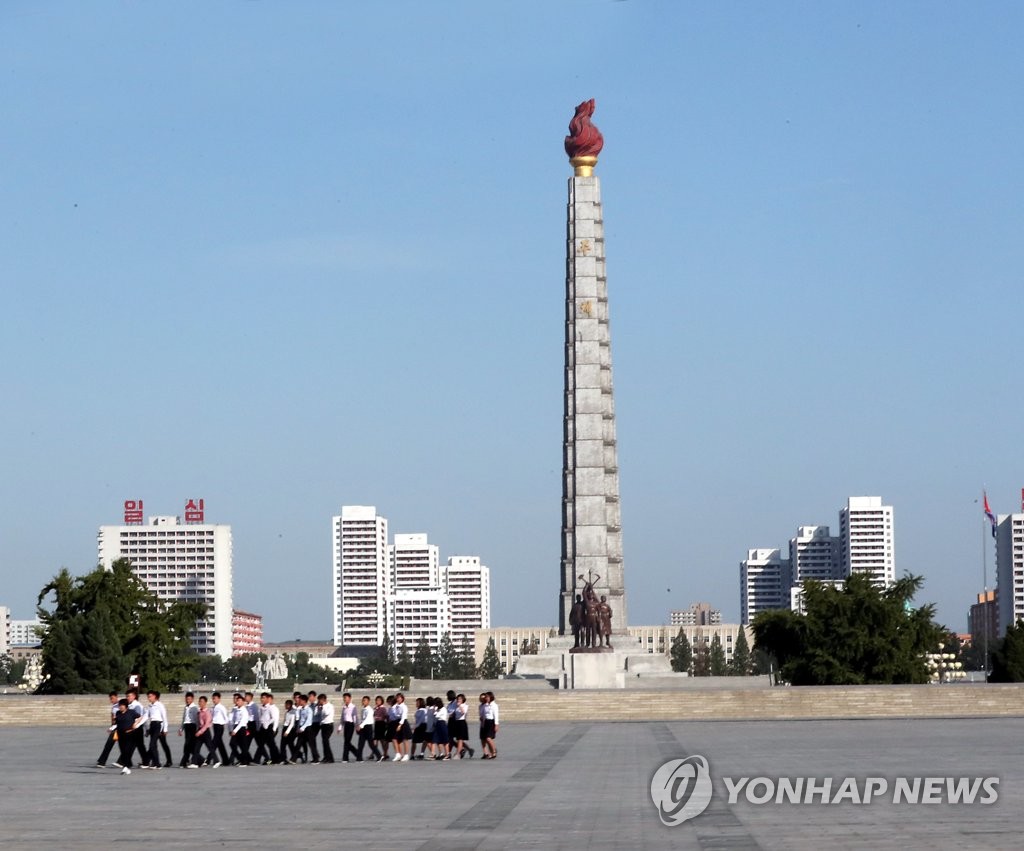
[670,629,692,674]
[412,636,434,679]
[0,655,27,685]
[197,654,226,683]
[752,574,944,686]
[395,640,412,679]
[433,632,461,679]
[709,633,727,676]
[37,559,206,693]
[478,638,503,679]
[692,639,710,676]
[730,629,751,676]
[989,620,1024,682]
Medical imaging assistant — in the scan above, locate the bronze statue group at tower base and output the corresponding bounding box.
[569,572,614,653]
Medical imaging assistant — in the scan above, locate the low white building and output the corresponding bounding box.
[10,619,42,647]
[387,587,451,653]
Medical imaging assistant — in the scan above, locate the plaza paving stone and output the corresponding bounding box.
[0,718,1021,850]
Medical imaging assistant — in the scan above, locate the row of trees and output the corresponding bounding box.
[669,628,763,676]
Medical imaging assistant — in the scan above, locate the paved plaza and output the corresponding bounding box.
[1,718,1021,850]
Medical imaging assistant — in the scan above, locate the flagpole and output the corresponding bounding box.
[982,516,989,679]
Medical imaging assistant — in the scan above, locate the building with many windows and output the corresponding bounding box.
[670,602,721,626]
[790,525,843,584]
[740,548,792,625]
[996,514,1024,635]
[332,506,391,647]
[9,619,42,647]
[389,533,439,589]
[387,587,451,653]
[98,512,233,658]
[839,496,895,587]
[442,556,491,650]
[231,609,264,656]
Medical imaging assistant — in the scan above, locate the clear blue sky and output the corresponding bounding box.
[2,2,1022,641]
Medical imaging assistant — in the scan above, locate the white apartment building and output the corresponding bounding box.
[98,514,233,658]
[789,525,843,583]
[10,619,42,647]
[740,548,793,625]
[332,505,390,647]
[474,626,551,675]
[442,556,491,649]
[389,533,439,589]
[0,607,10,657]
[996,514,1024,635]
[387,587,451,653]
[839,496,895,587]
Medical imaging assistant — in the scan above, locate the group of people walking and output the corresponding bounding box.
[97,688,500,775]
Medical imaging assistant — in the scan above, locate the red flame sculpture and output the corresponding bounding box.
[564,99,604,160]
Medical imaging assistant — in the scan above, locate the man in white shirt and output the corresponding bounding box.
[126,689,148,766]
[244,692,261,764]
[338,692,360,763]
[355,695,379,762]
[96,691,120,768]
[144,690,169,769]
[257,692,281,765]
[317,694,335,763]
[229,693,251,766]
[178,691,199,768]
[297,695,319,763]
[210,691,230,766]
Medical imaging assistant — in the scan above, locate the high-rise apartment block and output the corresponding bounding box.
[740,548,792,625]
[333,506,491,652]
[98,504,233,658]
[789,525,843,583]
[332,506,390,648]
[996,514,1024,635]
[389,533,439,589]
[839,496,895,587]
[670,602,721,626]
[443,556,491,650]
[968,589,998,654]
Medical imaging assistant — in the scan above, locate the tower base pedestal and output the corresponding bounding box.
[570,651,626,689]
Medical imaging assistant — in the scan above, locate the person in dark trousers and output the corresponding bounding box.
[229,693,251,766]
[209,691,230,766]
[126,689,148,766]
[178,691,199,767]
[244,692,264,764]
[144,690,169,769]
[113,698,138,775]
[338,692,360,762]
[317,694,335,763]
[192,695,214,767]
[96,691,120,767]
[356,695,379,762]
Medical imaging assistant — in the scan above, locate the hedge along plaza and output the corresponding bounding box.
[4,717,1022,850]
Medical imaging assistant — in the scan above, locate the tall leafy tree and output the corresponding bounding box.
[729,629,752,676]
[478,638,503,679]
[37,559,206,693]
[412,636,434,679]
[709,634,727,676]
[752,573,944,685]
[395,640,412,678]
[433,632,461,679]
[692,640,711,676]
[670,628,692,674]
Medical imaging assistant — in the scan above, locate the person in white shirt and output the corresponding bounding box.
[392,693,411,761]
[229,693,251,766]
[432,697,450,760]
[452,693,474,759]
[281,699,297,764]
[479,691,499,759]
[412,697,429,760]
[355,695,380,762]
[144,690,169,769]
[245,692,261,764]
[317,694,335,763]
[96,691,120,768]
[423,697,436,760]
[126,689,148,766]
[338,693,361,763]
[178,691,199,768]
[257,692,281,765]
[297,695,319,764]
[209,691,230,766]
